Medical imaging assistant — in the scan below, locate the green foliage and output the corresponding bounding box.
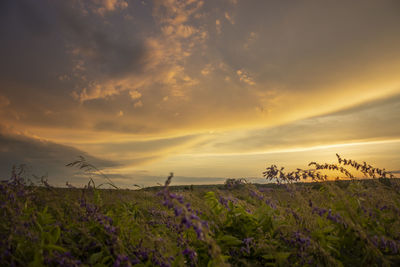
[1,156,399,266]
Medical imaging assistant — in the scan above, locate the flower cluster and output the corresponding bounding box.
[249,189,264,201]
[113,254,131,267]
[289,231,311,249]
[240,237,254,254]
[248,188,278,209]
[157,173,208,241]
[218,195,238,210]
[265,199,277,209]
[79,197,118,236]
[311,205,347,228]
[44,251,82,267]
[156,173,214,265]
[370,235,399,254]
[130,240,174,267]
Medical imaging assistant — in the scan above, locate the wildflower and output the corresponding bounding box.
[249,189,264,201]
[265,199,277,209]
[379,205,388,211]
[313,206,347,228]
[182,247,197,262]
[312,207,328,216]
[113,254,131,267]
[371,235,399,254]
[158,173,210,247]
[45,251,81,267]
[241,237,254,254]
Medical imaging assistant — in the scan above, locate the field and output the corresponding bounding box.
[1,156,400,266]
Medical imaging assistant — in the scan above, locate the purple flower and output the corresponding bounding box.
[193,225,203,239]
[249,190,264,201]
[219,196,230,209]
[265,199,277,209]
[46,251,81,267]
[312,207,327,216]
[379,205,388,211]
[182,247,197,262]
[241,237,254,254]
[312,206,347,228]
[174,207,183,216]
[113,254,131,267]
[190,214,200,220]
[371,236,399,254]
[158,174,209,241]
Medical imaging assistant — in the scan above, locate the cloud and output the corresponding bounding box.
[92,0,129,16]
[134,100,143,108]
[224,12,234,24]
[0,95,10,108]
[0,0,148,107]
[76,133,206,161]
[198,93,400,154]
[243,32,258,49]
[0,128,119,186]
[129,90,142,100]
[201,64,214,76]
[152,0,204,26]
[72,0,209,103]
[236,69,255,85]
[215,19,221,34]
[174,24,198,38]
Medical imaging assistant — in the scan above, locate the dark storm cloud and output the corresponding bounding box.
[0,1,70,87]
[0,0,147,88]
[0,0,152,134]
[0,129,120,184]
[75,133,207,169]
[82,134,202,157]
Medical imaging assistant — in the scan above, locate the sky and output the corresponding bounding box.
[1,0,400,187]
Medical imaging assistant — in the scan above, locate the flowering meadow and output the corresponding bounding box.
[1,155,400,266]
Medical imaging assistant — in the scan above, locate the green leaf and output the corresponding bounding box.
[89,251,103,265]
[322,225,336,234]
[262,254,274,260]
[50,226,60,244]
[217,235,243,246]
[94,190,103,206]
[43,244,66,252]
[101,255,113,265]
[29,250,45,267]
[275,252,291,262]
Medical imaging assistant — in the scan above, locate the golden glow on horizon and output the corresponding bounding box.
[180,139,400,158]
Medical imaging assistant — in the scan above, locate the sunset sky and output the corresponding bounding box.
[1,0,400,187]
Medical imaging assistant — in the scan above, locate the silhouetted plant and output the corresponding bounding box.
[264,154,395,184]
[66,156,119,189]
